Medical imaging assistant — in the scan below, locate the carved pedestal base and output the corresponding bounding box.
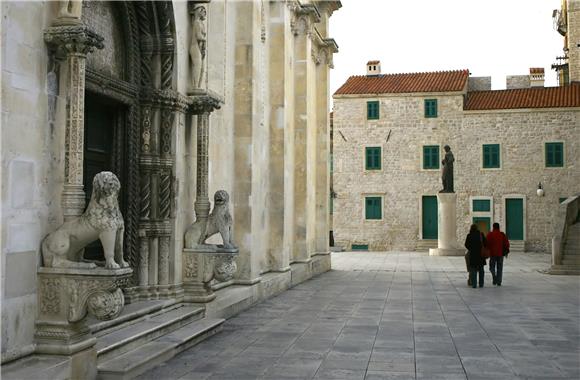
[183,247,239,303]
[35,267,132,355]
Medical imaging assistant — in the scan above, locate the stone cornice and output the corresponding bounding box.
[290,2,321,36]
[311,28,338,67]
[140,89,191,112]
[316,0,342,16]
[44,24,104,58]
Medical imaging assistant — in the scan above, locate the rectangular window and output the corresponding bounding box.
[424,99,438,118]
[482,144,500,168]
[423,145,440,169]
[473,199,491,212]
[352,244,369,251]
[546,142,564,167]
[365,196,382,220]
[367,101,379,120]
[365,147,381,170]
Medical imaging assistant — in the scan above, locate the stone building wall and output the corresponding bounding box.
[333,93,580,253]
[1,0,339,363]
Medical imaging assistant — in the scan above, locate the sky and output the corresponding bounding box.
[329,0,565,97]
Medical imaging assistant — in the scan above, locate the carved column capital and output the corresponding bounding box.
[44,24,104,58]
[187,90,223,115]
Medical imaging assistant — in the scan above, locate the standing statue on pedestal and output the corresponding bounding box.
[440,145,454,193]
[189,5,207,89]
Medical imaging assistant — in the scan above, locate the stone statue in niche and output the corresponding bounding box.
[57,0,83,22]
[440,145,455,193]
[189,5,207,89]
[185,190,236,250]
[42,172,130,269]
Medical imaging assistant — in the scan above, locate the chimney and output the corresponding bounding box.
[366,60,381,76]
[529,67,545,87]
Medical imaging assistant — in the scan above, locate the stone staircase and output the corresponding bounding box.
[550,222,580,274]
[509,240,525,253]
[549,194,580,275]
[2,300,225,380]
[415,239,437,252]
[94,300,224,380]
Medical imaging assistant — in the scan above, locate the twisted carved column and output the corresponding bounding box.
[44,25,104,219]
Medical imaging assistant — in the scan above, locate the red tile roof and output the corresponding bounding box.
[334,70,469,96]
[367,60,380,65]
[464,84,580,110]
[529,67,544,74]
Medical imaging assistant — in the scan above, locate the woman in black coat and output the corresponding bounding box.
[465,224,487,288]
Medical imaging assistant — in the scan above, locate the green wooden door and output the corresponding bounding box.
[505,198,524,240]
[422,196,438,239]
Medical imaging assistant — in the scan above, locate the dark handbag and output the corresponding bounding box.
[464,252,470,271]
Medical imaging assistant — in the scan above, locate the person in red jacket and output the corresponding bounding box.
[486,223,510,286]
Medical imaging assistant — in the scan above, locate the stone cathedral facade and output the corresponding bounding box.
[1,0,340,377]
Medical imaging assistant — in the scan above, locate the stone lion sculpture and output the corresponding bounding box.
[42,171,129,269]
[185,190,235,249]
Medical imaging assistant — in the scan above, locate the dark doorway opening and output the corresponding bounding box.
[83,91,126,260]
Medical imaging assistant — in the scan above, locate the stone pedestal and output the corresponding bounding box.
[35,267,132,355]
[183,247,239,303]
[429,193,465,256]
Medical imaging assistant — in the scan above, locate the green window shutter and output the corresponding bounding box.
[546,142,564,167]
[367,101,379,120]
[483,144,500,168]
[424,99,438,118]
[365,197,382,220]
[559,197,567,204]
[473,199,491,212]
[423,145,440,169]
[352,244,369,251]
[365,147,381,170]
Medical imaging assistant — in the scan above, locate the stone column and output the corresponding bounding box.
[429,193,465,256]
[195,112,211,237]
[44,25,104,220]
[291,10,315,263]
[267,1,291,272]
[232,0,262,283]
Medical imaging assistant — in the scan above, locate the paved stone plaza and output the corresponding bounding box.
[144,251,580,380]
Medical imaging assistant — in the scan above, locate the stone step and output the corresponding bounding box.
[509,241,525,253]
[89,299,178,336]
[95,303,204,363]
[415,239,437,251]
[547,264,580,275]
[97,318,224,380]
[562,256,580,265]
[1,353,71,380]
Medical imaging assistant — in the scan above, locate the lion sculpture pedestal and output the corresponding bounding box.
[184,190,239,302]
[36,172,133,357]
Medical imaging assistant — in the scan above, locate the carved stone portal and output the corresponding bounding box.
[36,267,132,355]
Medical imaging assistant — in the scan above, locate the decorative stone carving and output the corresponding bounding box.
[42,172,130,269]
[36,266,132,355]
[182,250,238,302]
[189,5,207,89]
[44,23,104,219]
[56,0,83,25]
[185,190,236,250]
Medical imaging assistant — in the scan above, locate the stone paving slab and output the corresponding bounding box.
[143,251,580,380]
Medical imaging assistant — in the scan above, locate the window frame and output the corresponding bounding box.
[424,98,438,118]
[364,145,382,171]
[482,143,501,169]
[364,195,383,221]
[422,145,440,170]
[545,142,564,168]
[367,100,380,120]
